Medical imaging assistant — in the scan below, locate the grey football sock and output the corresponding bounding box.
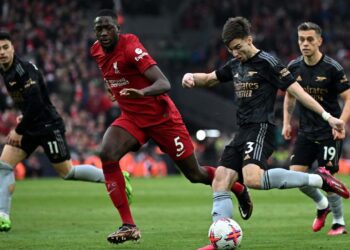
[260,168,309,189]
[211,191,233,222]
[64,164,105,183]
[327,193,345,225]
[299,186,328,210]
[0,161,15,215]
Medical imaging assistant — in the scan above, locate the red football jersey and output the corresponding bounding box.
[90,34,181,127]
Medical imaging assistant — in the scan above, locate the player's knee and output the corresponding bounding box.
[99,147,122,163]
[212,167,236,190]
[243,173,260,189]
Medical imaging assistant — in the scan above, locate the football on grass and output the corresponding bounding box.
[208,218,243,249]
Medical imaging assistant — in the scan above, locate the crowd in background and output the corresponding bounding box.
[1,0,350,178]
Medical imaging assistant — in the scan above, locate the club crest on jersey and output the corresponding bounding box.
[113,62,120,74]
[247,71,258,77]
[134,48,148,61]
[315,76,327,82]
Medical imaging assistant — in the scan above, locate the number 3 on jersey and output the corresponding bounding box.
[174,136,186,158]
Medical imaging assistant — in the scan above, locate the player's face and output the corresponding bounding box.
[298,30,322,57]
[0,39,14,68]
[94,16,119,51]
[227,36,254,62]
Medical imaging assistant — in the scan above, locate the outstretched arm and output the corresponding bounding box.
[286,82,344,132]
[182,71,220,88]
[282,91,296,140]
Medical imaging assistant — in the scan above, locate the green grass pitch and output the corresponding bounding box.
[1,175,350,249]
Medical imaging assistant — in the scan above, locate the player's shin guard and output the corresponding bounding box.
[260,168,309,189]
[0,161,15,216]
[211,191,233,222]
[328,193,345,226]
[102,161,135,225]
[64,164,105,183]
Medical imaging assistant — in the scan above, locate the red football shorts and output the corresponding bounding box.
[112,114,194,161]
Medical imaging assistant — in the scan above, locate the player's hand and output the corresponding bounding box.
[16,115,23,124]
[332,128,346,140]
[7,129,23,147]
[182,73,195,88]
[120,88,145,98]
[327,116,345,133]
[282,124,292,140]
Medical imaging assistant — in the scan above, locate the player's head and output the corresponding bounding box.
[221,17,254,62]
[297,22,322,57]
[94,9,120,52]
[0,31,14,70]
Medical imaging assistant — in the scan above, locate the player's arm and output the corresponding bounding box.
[339,89,350,123]
[120,65,170,98]
[286,81,344,132]
[182,71,220,88]
[333,88,350,139]
[282,91,296,140]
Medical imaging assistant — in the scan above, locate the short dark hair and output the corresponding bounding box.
[96,9,118,20]
[297,22,322,36]
[0,31,12,42]
[222,17,251,46]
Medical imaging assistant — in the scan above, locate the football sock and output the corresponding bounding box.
[260,168,322,189]
[211,191,233,222]
[102,161,134,225]
[64,164,104,182]
[231,182,245,195]
[0,161,15,215]
[327,193,345,225]
[299,186,328,210]
[204,166,216,185]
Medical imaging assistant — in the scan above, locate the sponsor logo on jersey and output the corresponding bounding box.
[134,48,148,61]
[315,76,327,82]
[296,75,302,82]
[244,154,251,160]
[9,81,16,86]
[105,78,130,88]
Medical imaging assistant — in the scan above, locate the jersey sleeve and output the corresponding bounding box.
[125,35,156,74]
[15,63,46,134]
[264,60,295,91]
[333,66,350,94]
[216,60,234,83]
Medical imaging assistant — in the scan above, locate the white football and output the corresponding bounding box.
[208,218,243,249]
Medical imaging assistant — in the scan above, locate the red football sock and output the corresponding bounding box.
[102,161,135,225]
[204,166,216,183]
[231,182,244,195]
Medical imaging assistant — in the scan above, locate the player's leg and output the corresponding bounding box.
[290,165,330,232]
[290,135,330,232]
[320,140,347,235]
[197,147,242,250]
[40,127,105,183]
[100,122,143,244]
[0,145,27,231]
[237,125,349,197]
